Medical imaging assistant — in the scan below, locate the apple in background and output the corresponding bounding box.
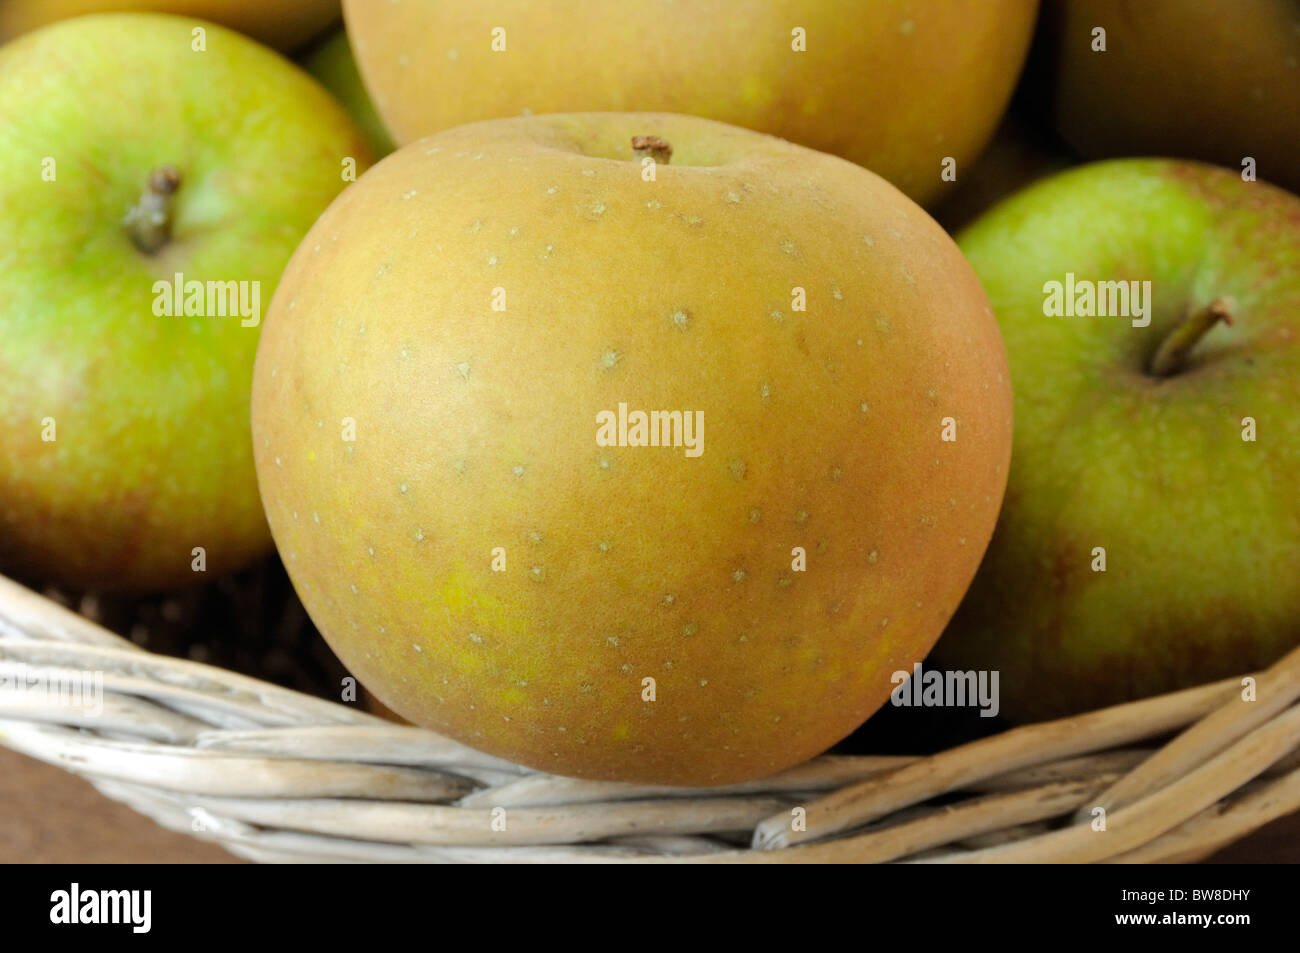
[251,112,1013,784]
[938,159,1300,721]
[342,0,1039,207]
[0,13,371,591]
[0,0,339,51]
[1043,0,1300,193]
[300,28,395,158]
[931,111,1075,234]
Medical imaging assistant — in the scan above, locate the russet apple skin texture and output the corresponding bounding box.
[1049,0,1300,195]
[342,0,1038,207]
[252,113,1013,785]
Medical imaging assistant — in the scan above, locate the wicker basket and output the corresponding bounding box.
[2,570,1298,863]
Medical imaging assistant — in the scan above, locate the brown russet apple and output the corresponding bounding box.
[342,0,1039,207]
[251,113,1013,784]
[1044,0,1300,192]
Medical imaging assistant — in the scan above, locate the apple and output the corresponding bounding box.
[0,0,340,52]
[342,0,1039,207]
[931,111,1075,234]
[1043,0,1300,193]
[251,112,1013,785]
[0,13,372,591]
[300,28,395,158]
[937,159,1300,721]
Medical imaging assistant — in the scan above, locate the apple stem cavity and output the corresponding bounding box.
[631,135,672,165]
[123,166,181,254]
[1148,298,1233,377]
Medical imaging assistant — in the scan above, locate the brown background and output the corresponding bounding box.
[2,744,1296,864]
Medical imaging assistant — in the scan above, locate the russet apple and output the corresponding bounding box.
[0,0,340,51]
[342,0,1039,207]
[938,159,1300,720]
[251,112,1013,784]
[1044,0,1300,193]
[0,13,371,590]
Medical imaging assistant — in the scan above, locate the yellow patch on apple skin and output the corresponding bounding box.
[438,567,529,642]
[440,571,476,610]
[499,686,528,707]
[611,722,630,741]
[739,75,772,106]
[453,647,485,676]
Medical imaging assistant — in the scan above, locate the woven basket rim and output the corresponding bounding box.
[2,571,1298,863]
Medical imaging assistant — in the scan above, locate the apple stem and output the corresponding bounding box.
[1148,298,1233,377]
[123,166,181,254]
[631,135,672,165]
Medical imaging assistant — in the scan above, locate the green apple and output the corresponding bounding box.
[251,112,1013,785]
[938,159,1300,721]
[0,0,340,52]
[300,28,395,158]
[1044,0,1300,193]
[342,0,1039,207]
[0,13,371,591]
